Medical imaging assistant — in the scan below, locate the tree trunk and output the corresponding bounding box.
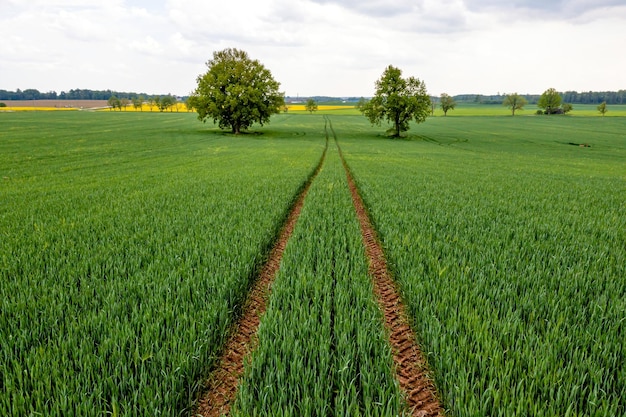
[394,115,400,137]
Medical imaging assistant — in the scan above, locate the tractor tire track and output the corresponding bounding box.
[329,117,444,417]
[194,137,328,417]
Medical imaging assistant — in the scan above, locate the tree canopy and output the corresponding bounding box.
[503,93,528,116]
[188,48,284,134]
[440,93,456,116]
[538,88,563,114]
[359,65,430,137]
[305,98,318,114]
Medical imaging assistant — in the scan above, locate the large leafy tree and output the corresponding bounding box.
[503,93,528,116]
[360,65,430,137]
[538,88,563,114]
[188,48,284,134]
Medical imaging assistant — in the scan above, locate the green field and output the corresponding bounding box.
[0,112,324,415]
[424,103,626,117]
[337,115,626,416]
[1,111,625,416]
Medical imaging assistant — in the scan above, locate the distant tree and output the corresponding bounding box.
[169,96,178,112]
[538,88,562,114]
[305,98,318,114]
[562,103,573,114]
[184,97,194,112]
[503,93,528,116]
[597,101,608,116]
[440,93,456,116]
[430,97,437,116]
[107,95,120,111]
[157,95,175,112]
[132,96,144,111]
[355,97,368,111]
[0,102,6,107]
[120,98,129,111]
[188,48,284,134]
[360,65,430,137]
[147,97,156,112]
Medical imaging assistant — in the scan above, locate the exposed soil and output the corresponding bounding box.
[337,143,445,417]
[1,99,109,108]
[194,143,327,417]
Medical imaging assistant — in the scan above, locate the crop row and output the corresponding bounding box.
[338,120,626,416]
[0,112,325,416]
[231,141,403,416]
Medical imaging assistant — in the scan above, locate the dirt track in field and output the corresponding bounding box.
[330,118,444,417]
[194,140,328,417]
[196,118,443,416]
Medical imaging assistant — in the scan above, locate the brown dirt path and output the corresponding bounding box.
[333,133,444,416]
[194,141,328,417]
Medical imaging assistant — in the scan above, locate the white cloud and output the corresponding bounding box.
[0,0,624,96]
[129,36,164,55]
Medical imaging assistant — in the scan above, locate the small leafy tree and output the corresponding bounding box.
[107,95,120,111]
[184,97,194,112]
[440,93,456,116]
[188,48,284,134]
[360,65,430,137]
[132,96,144,111]
[147,97,156,112]
[120,98,129,111]
[597,101,608,116]
[157,95,175,112]
[355,97,367,112]
[503,93,528,116]
[562,103,573,114]
[538,88,562,114]
[0,102,6,107]
[305,98,318,114]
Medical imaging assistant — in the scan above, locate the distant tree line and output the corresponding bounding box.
[455,90,626,105]
[0,88,189,101]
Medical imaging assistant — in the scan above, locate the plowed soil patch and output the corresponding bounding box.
[2,99,108,108]
[339,147,444,417]
[194,145,327,417]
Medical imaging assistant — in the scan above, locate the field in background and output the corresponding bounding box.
[1,111,625,416]
[3,99,626,116]
[432,102,626,117]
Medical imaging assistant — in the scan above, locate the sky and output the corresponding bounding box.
[1,0,625,97]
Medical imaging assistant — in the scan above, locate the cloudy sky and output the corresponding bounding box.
[1,0,624,97]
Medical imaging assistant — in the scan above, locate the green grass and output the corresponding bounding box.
[429,103,626,117]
